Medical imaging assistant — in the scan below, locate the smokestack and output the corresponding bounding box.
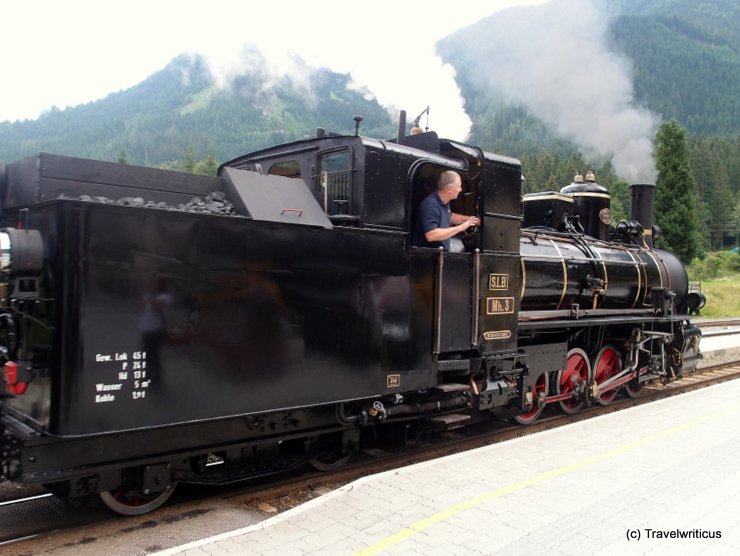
[397,110,407,145]
[630,183,656,247]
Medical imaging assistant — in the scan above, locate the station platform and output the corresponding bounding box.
[699,326,740,360]
[156,375,740,556]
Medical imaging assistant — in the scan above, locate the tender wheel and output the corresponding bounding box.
[99,484,176,516]
[593,345,622,405]
[556,348,591,414]
[514,372,549,425]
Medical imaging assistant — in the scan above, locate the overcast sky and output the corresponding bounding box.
[1,0,547,138]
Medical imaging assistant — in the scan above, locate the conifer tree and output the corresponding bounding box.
[654,120,699,263]
[194,144,219,176]
[184,144,197,174]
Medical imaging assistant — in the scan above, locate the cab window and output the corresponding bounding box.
[268,160,301,178]
[317,150,353,216]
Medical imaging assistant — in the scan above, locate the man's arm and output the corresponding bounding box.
[451,212,479,226]
[424,215,480,242]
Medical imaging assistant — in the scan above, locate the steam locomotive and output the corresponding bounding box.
[0,113,702,515]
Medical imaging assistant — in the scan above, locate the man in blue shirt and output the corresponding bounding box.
[412,171,480,250]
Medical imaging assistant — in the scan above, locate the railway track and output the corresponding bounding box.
[702,329,740,339]
[2,350,740,550]
[694,317,740,329]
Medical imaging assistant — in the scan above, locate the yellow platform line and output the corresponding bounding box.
[354,402,740,556]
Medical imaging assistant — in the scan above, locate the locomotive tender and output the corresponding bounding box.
[0,114,702,514]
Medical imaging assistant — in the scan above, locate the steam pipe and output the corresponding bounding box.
[337,404,368,426]
[397,110,407,144]
[413,106,430,129]
[381,395,468,418]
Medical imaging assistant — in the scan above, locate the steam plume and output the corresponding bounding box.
[439,0,659,182]
[195,1,485,140]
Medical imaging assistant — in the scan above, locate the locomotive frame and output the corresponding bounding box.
[0,117,701,514]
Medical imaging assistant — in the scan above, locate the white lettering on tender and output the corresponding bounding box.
[95,354,112,362]
[95,383,123,392]
[95,394,115,403]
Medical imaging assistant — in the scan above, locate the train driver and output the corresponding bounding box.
[412,170,480,251]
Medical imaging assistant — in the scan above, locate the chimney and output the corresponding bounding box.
[397,110,407,145]
[630,183,656,247]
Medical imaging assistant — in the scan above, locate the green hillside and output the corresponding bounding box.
[0,54,396,167]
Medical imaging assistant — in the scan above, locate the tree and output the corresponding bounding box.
[183,144,197,174]
[730,196,740,248]
[117,149,128,164]
[194,144,219,176]
[689,135,733,249]
[654,120,699,263]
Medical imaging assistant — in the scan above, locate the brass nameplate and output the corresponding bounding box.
[489,273,509,290]
[486,297,515,315]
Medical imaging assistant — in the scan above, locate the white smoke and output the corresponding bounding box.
[441,0,659,182]
[197,2,482,140]
[204,46,302,96]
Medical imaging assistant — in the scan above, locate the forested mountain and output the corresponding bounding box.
[607,0,739,135]
[0,54,396,167]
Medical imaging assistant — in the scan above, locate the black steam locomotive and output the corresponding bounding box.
[0,114,702,514]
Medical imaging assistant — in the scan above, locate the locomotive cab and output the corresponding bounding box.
[224,130,524,360]
[224,130,528,418]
